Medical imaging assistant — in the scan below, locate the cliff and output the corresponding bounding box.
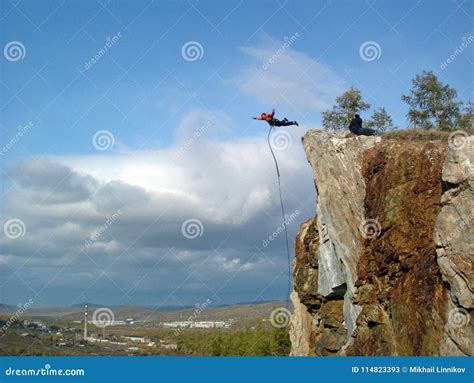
[290,130,473,356]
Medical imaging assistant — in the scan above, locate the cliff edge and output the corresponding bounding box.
[290,130,473,356]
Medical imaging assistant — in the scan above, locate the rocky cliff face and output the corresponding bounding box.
[290,130,473,356]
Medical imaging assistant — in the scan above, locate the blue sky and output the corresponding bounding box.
[0,0,472,307]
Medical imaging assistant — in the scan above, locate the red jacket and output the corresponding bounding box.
[255,108,275,122]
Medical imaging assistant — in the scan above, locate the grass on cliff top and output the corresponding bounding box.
[382,128,473,141]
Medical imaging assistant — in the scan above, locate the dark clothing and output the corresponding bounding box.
[349,116,362,131]
[273,118,298,127]
[349,116,375,136]
[354,126,376,136]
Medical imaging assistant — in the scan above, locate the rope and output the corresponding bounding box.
[267,125,292,310]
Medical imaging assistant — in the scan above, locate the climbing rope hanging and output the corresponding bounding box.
[267,126,292,310]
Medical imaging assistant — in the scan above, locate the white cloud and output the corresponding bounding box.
[214,254,256,272]
[236,35,347,115]
[1,108,316,305]
[52,114,310,226]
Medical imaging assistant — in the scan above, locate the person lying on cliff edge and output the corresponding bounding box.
[253,108,299,127]
[348,114,375,136]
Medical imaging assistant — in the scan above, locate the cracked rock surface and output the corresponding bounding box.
[290,130,473,356]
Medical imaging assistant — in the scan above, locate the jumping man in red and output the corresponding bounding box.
[253,108,299,127]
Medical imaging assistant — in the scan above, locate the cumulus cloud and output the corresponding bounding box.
[8,159,98,205]
[236,35,347,115]
[1,108,316,306]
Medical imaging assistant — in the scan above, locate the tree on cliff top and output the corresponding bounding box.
[366,107,394,133]
[457,101,473,130]
[322,87,370,131]
[322,88,393,133]
[402,70,462,130]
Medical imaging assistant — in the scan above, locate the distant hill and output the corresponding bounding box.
[0,300,290,323]
[61,305,155,321]
[0,303,17,313]
[150,301,288,324]
[70,303,105,309]
[0,304,80,317]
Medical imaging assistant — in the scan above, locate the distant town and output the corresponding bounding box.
[0,301,290,356]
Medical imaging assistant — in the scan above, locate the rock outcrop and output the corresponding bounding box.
[290,130,473,356]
